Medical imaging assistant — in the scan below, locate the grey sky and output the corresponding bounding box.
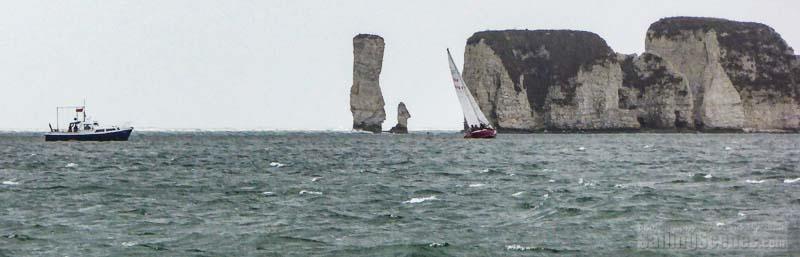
[1,0,797,130]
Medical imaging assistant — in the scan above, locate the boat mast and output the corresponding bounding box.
[54,104,86,132]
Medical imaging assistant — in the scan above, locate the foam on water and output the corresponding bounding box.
[403,196,437,204]
[577,178,596,187]
[506,244,535,251]
[299,190,322,195]
[745,179,765,184]
[2,181,19,185]
[784,177,800,183]
[428,242,449,247]
[65,163,78,168]
[468,183,485,187]
[269,162,285,167]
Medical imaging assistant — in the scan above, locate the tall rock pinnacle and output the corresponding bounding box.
[350,34,386,133]
[389,102,411,134]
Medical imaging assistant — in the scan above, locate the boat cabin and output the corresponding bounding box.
[61,119,121,133]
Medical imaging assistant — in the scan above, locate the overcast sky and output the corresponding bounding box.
[1,0,797,131]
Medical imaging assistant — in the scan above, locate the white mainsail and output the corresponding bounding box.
[447,49,492,128]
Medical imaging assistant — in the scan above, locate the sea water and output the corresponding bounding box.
[0,132,798,256]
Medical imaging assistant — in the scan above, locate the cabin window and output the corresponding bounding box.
[96,129,105,132]
[84,125,91,130]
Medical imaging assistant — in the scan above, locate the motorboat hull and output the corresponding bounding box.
[45,128,133,142]
[464,128,496,139]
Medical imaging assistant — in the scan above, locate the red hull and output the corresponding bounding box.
[464,128,496,138]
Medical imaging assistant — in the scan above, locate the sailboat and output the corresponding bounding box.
[447,49,497,139]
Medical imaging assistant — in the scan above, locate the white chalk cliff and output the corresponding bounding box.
[646,17,799,131]
[462,17,800,132]
[463,30,639,131]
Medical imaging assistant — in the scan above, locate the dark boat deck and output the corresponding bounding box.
[45,128,133,141]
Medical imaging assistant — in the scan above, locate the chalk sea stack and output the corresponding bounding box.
[463,30,639,131]
[463,17,799,132]
[350,34,386,133]
[389,102,411,134]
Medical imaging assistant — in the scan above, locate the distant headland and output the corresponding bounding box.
[350,17,800,133]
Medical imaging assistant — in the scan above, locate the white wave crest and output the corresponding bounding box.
[428,242,448,247]
[468,183,485,187]
[269,162,285,168]
[2,181,19,185]
[506,244,536,251]
[745,179,765,184]
[299,190,322,195]
[784,178,800,183]
[403,196,437,204]
[66,163,78,168]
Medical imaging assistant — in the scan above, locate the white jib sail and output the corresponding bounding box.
[447,49,492,128]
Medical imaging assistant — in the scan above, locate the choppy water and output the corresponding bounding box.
[1,132,798,256]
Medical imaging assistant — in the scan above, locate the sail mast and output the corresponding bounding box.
[448,49,478,126]
[447,49,492,128]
